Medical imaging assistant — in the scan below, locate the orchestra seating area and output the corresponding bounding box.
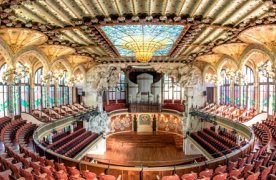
[31,104,90,122]
[162,100,185,112]
[191,128,240,158]
[0,118,117,180]
[201,103,257,122]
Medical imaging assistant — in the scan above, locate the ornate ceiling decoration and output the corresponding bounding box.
[196,54,224,66]
[66,54,94,68]
[238,24,276,51]
[212,43,248,60]
[38,45,76,61]
[0,28,47,53]
[0,0,274,65]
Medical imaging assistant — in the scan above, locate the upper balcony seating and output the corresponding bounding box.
[162,99,185,112]
[103,100,126,112]
[32,110,52,122]
[200,103,257,122]
[74,103,90,111]
[42,108,64,119]
[61,105,79,115]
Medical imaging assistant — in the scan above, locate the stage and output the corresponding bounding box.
[87,132,203,166]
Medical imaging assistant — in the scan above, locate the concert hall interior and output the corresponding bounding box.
[0,0,276,180]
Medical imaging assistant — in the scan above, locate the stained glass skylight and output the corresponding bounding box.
[100,25,185,57]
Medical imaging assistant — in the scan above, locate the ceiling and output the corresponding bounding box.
[0,0,275,67]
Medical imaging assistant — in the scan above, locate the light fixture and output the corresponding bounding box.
[257,61,275,78]
[205,73,217,84]
[41,70,64,85]
[66,74,84,87]
[1,65,30,84]
[123,40,164,63]
[224,68,236,80]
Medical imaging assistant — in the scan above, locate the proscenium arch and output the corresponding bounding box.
[0,37,14,67]
[239,44,274,68]
[51,57,73,77]
[14,46,50,73]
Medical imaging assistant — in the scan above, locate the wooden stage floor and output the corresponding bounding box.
[88,132,202,167]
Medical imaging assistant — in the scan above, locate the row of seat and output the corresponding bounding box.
[0,116,11,132]
[64,133,99,157]
[47,128,86,150]
[204,128,239,149]
[191,132,223,158]
[15,122,37,144]
[104,103,126,112]
[262,119,276,139]
[162,103,185,112]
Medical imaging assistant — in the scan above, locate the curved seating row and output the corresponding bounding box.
[0,119,119,180]
[160,128,276,180]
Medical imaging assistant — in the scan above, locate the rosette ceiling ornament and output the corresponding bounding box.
[100,25,184,63]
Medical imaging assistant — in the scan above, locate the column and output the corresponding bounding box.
[69,87,73,104]
[230,81,234,105]
[254,82,259,112]
[97,92,103,112]
[214,84,218,104]
[7,83,14,119]
[29,85,34,111]
[183,86,193,153]
[239,81,243,107]
[55,82,59,106]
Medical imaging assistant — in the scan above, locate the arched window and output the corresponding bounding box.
[108,72,126,101]
[241,66,255,109]
[234,79,240,106]
[58,71,69,106]
[220,69,231,105]
[0,63,8,117]
[34,68,44,110]
[259,62,274,114]
[14,63,30,114]
[163,74,182,101]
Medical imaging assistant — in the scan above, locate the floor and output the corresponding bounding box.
[88,132,202,167]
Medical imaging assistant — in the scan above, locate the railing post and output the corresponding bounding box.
[139,165,143,180]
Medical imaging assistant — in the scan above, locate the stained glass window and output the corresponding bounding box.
[108,72,126,101]
[100,25,184,56]
[0,63,8,117]
[220,70,231,105]
[259,63,274,114]
[163,74,182,101]
[242,66,255,109]
[34,68,43,110]
[58,71,69,106]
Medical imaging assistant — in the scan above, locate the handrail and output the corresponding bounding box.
[33,110,255,178]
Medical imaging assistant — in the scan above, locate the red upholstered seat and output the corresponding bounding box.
[82,170,97,180]
[181,172,197,180]
[99,174,116,180]
[199,169,213,178]
[214,165,227,174]
[246,172,260,180]
[160,175,180,180]
[55,170,68,180]
[212,173,228,180]
[229,167,244,178]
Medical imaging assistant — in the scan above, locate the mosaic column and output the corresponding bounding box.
[55,82,59,106]
[183,86,194,152]
[7,82,14,119]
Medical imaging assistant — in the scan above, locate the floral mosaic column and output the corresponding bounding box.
[7,83,14,119]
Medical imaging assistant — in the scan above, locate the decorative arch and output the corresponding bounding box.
[73,65,86,76]
[51,57,73,77]
[202,64,216,78]
[239,44,274,68]
[14,46,50,73]
[0,37,14,67]
[216,56,238,78]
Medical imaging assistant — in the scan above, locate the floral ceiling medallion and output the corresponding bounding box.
[100,24,185,63]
